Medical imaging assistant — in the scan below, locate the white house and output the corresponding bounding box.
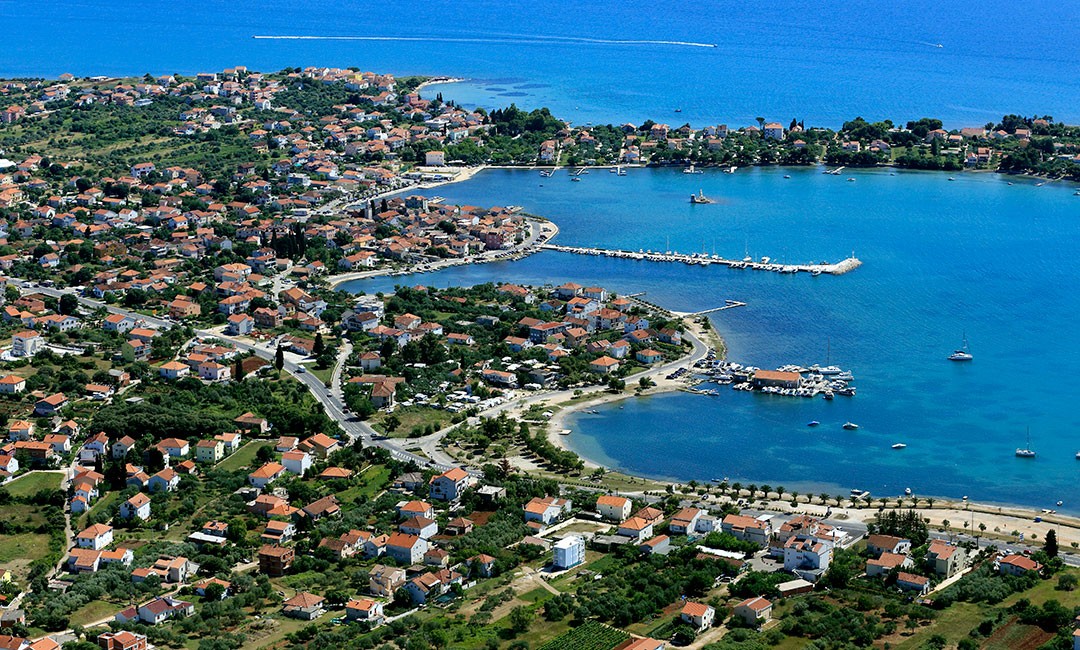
[429,466,470,502]
[680,601,715,631]
[553,535,585,569]
[596,495,632,521]
[77,524,114,550]
[120,493,152,520]
[282,450,312,476]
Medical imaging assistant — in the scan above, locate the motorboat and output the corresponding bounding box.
[892,443,907,450]
[683,164,703,174]
[690,189,715,204]
[904,487,912,495]
[843,422,859,430]
[807,420,820,427]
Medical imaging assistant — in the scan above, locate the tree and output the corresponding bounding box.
[274,346,284,371]
[203,582,226,601]
[59,294,79,315]
[508,606,534,634]
[233,357,245,381]
[1057,573,1077,591]
[313,333,325,356]
[1044,529,1059,558]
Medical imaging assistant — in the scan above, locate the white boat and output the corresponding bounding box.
[843,422,859,430]
[948,332,973,361]
[892,443,907,449]
[1016,428,1035,458]
[558,429,571,436]
[683,164,703,175]
[904,487,912,495]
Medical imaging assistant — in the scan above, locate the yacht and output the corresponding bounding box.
[892,443,907,450]
[683,164,703,175]
[1016,429,1036,458]
[843,422,859,430]
[690,190,715,204]
[807,420,820,427]
[948,333,973,361]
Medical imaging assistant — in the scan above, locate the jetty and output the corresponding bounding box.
[689,300,747,316]
[540,244,862,276]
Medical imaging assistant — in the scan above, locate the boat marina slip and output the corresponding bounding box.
[346,165,1080,513]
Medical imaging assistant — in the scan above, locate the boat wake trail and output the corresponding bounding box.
[252,35,717,49]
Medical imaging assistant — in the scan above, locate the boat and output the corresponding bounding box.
[948,177,956,181]
[1016,428,1036,458]
[905,487,912,495]
[807,420,820,427]
[558,429,571,436]
[1057,500,1064,506]
[674,108,683,113]
[823,392,834,401]
[843,422,859,430]
[892,443,907,450]
[690,190,715,204]
[723,166,737,173]
[571,177,581,182]
[783,174,791,179]
[617,167,627,176]
[1076,451,1080,460]
[683,164,703,175]
[948,332,973,361]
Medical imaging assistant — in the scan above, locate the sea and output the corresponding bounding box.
[3,0,1080,128]
[7,1,1080,508]
[342,167,1080,511]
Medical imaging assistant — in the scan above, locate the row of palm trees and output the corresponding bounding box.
[681,479,945,510]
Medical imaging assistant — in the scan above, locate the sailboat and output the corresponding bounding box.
[1016,428,1036,458]
[690,189,714,204]
[948,332,973,361]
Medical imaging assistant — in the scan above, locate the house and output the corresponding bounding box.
[523,495,572,528]
[733,596,772,627]
[867,551,910,578]
[680,601,715,631]
[7,421,32,441]
[895,572,930,595]
[300,432,340,458]
[248,462,285,488]
[406,569,463,604]
[77,524,113,550]
[393,510,441,538]
[429,466,470,502]
[369,564,406,598]
[596,495,632,521]
[159,361,190,379]
[424,547,450,568]
[615,641,666,650]
[215,431,242,453]
[783,535,833,582]
[617,517,653,543]
[97,631,149,650]
[588,356,620,374]
[157,438,190,457]
[195,439,224,463]
[397,500,435,520]
[998,553,1042,576]
[282,450,312,476]
[11,330,43,357]
[302,495,341,521]
[111,436,136,459]
[359,351,382,371]
[234,412,269,433]
[258,545,295,576]
[720,514,773,547]
[553,535,585,569]
[225,313,253,336]
[345,598,385,623]
[467,553,497,578]
[386,532,428,564]
[926,540,964,577]
[282,592,325,620]
[635,349,663,364]
[148,468,180,492]
[198,361,231,382]
[446,517,474,536]
[0,375,26,394]
[103,313,137,333]
[866,534,912,558]
[34,393,67,416]
[640,534,671,556]
[129,596,194,625]
[669,507,703,535]
[119,493,151,520]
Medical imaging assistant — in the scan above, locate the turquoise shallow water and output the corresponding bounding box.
[344,167,1080,511]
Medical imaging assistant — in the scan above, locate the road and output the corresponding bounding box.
[10,276,710,477]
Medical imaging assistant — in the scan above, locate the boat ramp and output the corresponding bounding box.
[540,244,862,276]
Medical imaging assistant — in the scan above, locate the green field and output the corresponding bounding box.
[69,599,123,627]
[217,440,272,472]
[4,471,63,498]
[335,465,391,503]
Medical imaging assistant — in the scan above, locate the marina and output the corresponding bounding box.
[540,243,862,275]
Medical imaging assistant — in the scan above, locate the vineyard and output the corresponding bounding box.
[537,621,630,650]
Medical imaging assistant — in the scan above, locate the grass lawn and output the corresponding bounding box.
[370,406,450,437]
[69,599,123,627]
[336,465,391,503]
[518,587,553,603]
[77,491,122,530]
[4,471,63,498]
[217,440,272,472]
[891,602,983,649]
[302,362,333,385]
[0,532,52,581]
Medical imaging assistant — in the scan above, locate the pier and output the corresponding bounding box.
[540,244,862,276]
[689,300,747,316]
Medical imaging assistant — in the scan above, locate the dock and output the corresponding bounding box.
[689,300,747,316]
[539,244,862,276]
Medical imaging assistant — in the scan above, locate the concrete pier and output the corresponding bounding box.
[539,244,862,276]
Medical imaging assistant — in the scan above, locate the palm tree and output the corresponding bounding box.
[748,484,758,498]
[926,497,935,510]
[819,493,829,506]
[731,482,743,497]
[718,481,729,495]
[776,486,785,501]
[760,484,772,499]
[790,491,799,504]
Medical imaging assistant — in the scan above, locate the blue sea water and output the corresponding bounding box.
[3,0,1080,127]
[342,167,1080,511]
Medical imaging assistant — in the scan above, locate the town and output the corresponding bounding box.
[0,65,1079,650]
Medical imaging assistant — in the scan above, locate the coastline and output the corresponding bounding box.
[414,76,467,93]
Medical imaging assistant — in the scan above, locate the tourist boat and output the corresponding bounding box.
[1016,429,1036,458]
[843,422,859,430]
[690,190,714,204]
[807,420,820,427]
[948,332,973,361]
[892,443,907,450]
